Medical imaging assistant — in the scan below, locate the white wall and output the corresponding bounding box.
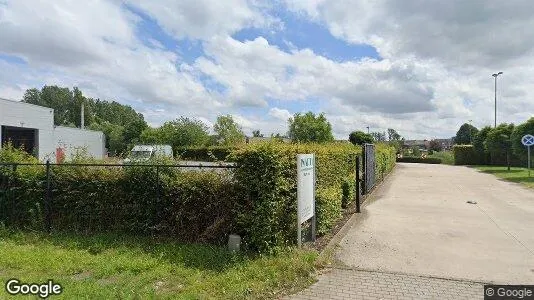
[0,99,55,161]
[0,98,106,162]
[53,126,105,161]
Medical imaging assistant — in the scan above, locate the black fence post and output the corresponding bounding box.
[45,160,52,233]
[156,165,160,203]
[355,156,361,213]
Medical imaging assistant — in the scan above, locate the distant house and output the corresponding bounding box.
[403,138,454,151]
[403,140,429,150]
[433,138,454,150]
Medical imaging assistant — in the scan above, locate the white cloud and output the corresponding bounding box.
[269,107,292,121]
[125,0,276,40]
[1,0,534,141]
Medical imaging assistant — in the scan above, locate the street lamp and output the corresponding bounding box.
[492,71,503,128]
[366,126,370,134]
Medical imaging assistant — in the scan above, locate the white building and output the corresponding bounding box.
[0,98,106,162]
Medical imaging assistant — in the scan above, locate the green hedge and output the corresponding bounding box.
[230,142,396,252]
[453,145,478,165]
[0,164,239,244]
[397,157,442,164]
[1,143,396,253]
[174,146,236,161]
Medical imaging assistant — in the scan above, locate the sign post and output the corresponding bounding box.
[521,134,534,177]
[297,154,316,247]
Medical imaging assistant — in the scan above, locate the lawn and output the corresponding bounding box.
[0,230,318,299]
[474,166,534,188]
[428,151,454,165]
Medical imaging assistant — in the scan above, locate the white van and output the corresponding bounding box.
[123,145,173,163]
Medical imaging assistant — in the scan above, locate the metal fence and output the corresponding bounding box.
[0,161,237,233]
[362,143,376,194]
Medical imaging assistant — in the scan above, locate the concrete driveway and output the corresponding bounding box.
[337,163,534,284]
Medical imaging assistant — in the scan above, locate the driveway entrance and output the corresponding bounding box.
[290,163,534,299]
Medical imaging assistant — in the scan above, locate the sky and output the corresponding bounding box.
[1,0,533,140]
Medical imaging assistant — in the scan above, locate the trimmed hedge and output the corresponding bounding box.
[0,163,240,244]
[230,142,396,252]
[174,146,237,161]
[453,145,478,165]
[397,157,442,164]
[1,142,396,253]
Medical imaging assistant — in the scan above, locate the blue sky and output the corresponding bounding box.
[0,1,532,139]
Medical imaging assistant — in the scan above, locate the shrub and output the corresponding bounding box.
[396,157,442,164]
[453,145,478,165]
[1,141,396,253]
[230,142,396,252]
[174,146,237,161]
[0,159,240,244]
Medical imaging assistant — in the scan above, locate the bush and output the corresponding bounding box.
[0,146,241,244]
[174,146,237,161]
[0,142,397,253]
[453,145,478,165]
[230,142,396,252]
[396,157,442,164]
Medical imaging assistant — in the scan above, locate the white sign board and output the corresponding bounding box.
[297,154,315,223]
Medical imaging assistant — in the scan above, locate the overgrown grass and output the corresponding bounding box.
[0,230,318,299]
[474,166,534,188]
[428,151,454,165]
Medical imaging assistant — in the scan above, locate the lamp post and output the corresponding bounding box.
[366,126,370,134]
[492,72,503,128]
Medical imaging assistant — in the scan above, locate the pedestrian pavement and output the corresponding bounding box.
[288,268,484,300]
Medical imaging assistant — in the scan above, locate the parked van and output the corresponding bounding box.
[123,145,173,163]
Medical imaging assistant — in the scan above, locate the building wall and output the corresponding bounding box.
[0,98,105,162]
[0,99,56,161]
[53,126,105,161]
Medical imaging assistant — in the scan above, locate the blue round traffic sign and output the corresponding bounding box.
[522,134,534,147]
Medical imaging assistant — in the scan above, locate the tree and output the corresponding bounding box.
[370,131,386,142]
[252,130,263,137]
[22,85,148,155]
[288,112,334,143]
[214,115,245,145]
[428,140,443,152]
[140,117,210,149]
[511,117,534,163]
[485,123,515,170]
[89,121,127,156]
[454,123,478,145]
[387,128,402,141]
[349,131,374,145]
[473,126,492,164]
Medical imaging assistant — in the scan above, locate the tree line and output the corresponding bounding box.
[20,85,404,156]
[453,118,534,168]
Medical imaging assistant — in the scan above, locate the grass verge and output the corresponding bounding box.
[474,165,534,188]
[0,230,318,299]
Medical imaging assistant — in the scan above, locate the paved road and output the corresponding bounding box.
[290,163,534,299]
[337,163,534,284]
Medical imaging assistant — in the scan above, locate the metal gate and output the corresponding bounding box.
[362,143,375,194]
